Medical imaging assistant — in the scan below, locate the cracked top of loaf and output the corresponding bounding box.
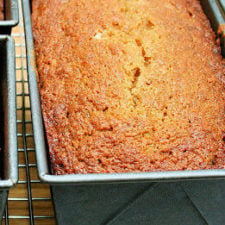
[32,0,225,174]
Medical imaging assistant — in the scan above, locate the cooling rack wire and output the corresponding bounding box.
[2,0,56,224]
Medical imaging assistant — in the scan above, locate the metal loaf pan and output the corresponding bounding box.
[0,0,19,34]
[0,36,17,221]
[22,0,225,224]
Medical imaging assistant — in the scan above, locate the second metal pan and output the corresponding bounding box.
[0,0,19,34]
[0,35,17,221]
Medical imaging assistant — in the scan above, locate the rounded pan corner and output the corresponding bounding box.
[0,0,19,31]
[9,19,19,27]
[0,179,16,189]
[0,19,18,27]
[38,173,56,184]
[9,175,18,187]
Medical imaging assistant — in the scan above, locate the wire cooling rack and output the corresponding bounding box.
[2,1,56,224]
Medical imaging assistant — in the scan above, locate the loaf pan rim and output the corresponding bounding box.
[0,35,18,189]
[0,0,19,28]
[22,0,225,185]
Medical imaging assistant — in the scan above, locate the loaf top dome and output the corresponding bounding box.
[32,0,225,174]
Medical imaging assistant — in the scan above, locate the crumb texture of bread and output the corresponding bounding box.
[0,0,4,20]
[32,0,225,174]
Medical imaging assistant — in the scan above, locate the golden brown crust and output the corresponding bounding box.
[32,0,225,174]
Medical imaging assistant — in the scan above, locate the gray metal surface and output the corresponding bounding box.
[0,191,7,221]
[0,0,19,34]
[181,180,225,225]
[52,180,225,225]
[0,36,17,221]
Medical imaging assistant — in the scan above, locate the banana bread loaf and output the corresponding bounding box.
[32,0,225,175]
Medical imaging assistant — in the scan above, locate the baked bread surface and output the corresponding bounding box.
[32,0,225,174]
